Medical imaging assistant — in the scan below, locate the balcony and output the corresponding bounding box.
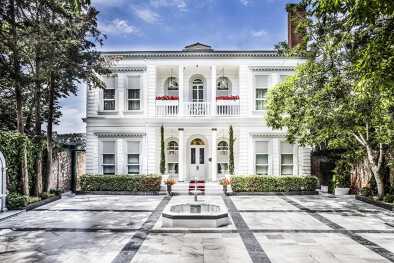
[155,99,240,117]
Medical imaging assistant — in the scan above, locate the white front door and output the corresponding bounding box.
[190,146,206,181]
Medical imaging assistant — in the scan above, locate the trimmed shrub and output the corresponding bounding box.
[6,192,28,209]
[230,176,318,192]
[360,187,372,197]
[333,160,351,188]
[383,194,394,203]
[80,175,162,192]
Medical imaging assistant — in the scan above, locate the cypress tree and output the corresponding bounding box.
[229,125,234,175]
[160,125,166,174]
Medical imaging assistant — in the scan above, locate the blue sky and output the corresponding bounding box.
[56,0,294,134]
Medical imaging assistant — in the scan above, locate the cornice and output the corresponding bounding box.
[94,132,146,137]
[100,50,296,59]
[109,66,147,72]
[250,132,287,138]
[249,66,296,71]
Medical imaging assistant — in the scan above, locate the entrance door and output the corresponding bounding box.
[190,138,206,181]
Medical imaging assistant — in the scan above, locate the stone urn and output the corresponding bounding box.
[166,184,172,196]
[335,187,350,195]
[223,185,228,195]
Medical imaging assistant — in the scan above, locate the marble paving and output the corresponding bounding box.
[0,194,393,263]
[131,233,252,263]
[255,233,390,263]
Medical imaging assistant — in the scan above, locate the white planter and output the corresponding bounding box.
[320,185,329,193]
[335,187,350,195]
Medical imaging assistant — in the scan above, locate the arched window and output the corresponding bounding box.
[217,141,229,151]
[191,138,205,145]
[217,141,229,175]
[166,77,178,90]
[167,141,178,152]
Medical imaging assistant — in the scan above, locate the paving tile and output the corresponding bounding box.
[319,212,394,231]
[131,233,252,263]
[241,211,332,230]
[0,210,151,230]
[39,195,163,211]
[230,196,299,211]
[255,232,391,263]
[0,229,132,263]
[359,233,394,253]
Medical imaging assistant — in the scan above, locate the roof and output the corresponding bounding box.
[100,43,302,59]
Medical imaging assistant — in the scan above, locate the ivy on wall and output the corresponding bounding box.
[0,132,35,193]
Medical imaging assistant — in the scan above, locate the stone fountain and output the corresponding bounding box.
[162,175,230,228]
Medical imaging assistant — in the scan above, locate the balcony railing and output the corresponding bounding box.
[216,100,240,116]
[155,100,240,117]
[185,102,210,116]
[155,100,179,116]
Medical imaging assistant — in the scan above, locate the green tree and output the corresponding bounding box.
[267,1,394,199]
[229,125,235,175]
[160,125,165,175]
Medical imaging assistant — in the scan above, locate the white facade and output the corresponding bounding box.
[85,43,311,181]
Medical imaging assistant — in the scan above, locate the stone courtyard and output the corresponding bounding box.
[0,194,393,263]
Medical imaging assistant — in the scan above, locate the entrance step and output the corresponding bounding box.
[172,182,224,195]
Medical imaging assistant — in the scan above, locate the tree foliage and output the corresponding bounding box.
[0,0,108,195]
[267,0,394,198]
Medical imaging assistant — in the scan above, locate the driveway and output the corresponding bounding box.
[0,194,393,263]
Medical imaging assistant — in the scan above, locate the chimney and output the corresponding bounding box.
[286,3,306,49]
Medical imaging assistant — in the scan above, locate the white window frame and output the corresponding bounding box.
[101,75,118,112]
[166,140,179,175]
[100,140,116,175]
[217,141,229,175]
[255,140,270,176]
[280,141,294,176]
[126,140,141,175]
[126,75,143,112]
[254,75,270,111]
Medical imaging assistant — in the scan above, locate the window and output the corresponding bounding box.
[217,141,229,175]
[280,142,294,175]
[127,141,140,175]
[166,77,178,90]
[167,141,178,174]
[102,141,115,175]
[103,76,116,111]
[255,75,269,110]
[127,76,141,111]
[255,141,269,175]
[217,77,230,91]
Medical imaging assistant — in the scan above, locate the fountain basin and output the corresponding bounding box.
[162,203,230,228]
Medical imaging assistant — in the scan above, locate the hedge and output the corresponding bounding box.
[80,175,162,192]
[231,176,318,192]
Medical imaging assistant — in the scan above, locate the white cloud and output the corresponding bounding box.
[150,0,188,11]
[240,0,249,6]
[133,7,160,24]
[56,83,86,134]
[99,19,138,35]
[251,29,268,37]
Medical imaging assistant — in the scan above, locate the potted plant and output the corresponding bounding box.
[333,160,351,195]
[164,178,176,195]
[219,177,231,194]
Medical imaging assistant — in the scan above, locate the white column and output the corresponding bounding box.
[178,128,185,181]
[211,128,217,181]
[116,138,124,174]
[178,65,184,116]
[211,65,217,116]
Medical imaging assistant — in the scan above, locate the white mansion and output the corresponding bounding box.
[85,42,311,182]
